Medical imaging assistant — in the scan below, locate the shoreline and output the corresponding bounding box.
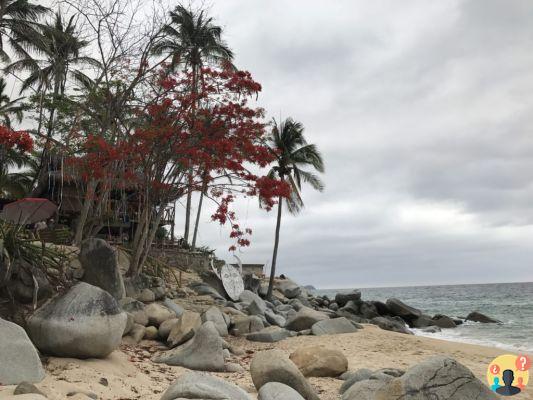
[1,324,531,400]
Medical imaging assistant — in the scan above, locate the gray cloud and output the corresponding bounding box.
[183,0,533,288]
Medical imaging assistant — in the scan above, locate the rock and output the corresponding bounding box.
[432,314,457,328]
[0,318,45,385]
[335,290,361,307]
[412,314,435,328]
[250,349,320,400]
[275,280,302,299]
[329,302,339,311]
[258,382,305,400]
[342,379,389,400]
[27,282,126,358]
[14,382,45,396]
[123,312,134,336]
[14,263,53,303]
[167,311,202,347]
[225,362,245,373]
[421,326,441,333]
[290,346,348,377]
[138,288,155,303]
[190,282,225,300]
[125,324,145,344]
[265,309,286,327]
[158,318,179,340]
[239,289,266,307]
[247,327,291,343]
[162,299,184,317]
[375,356,498,399]
[154,321,226,371]
[359,302,379,319]
[144,326,159,340]
[340,369,373,392]
[80,238,125,300]
[160,371,252,400]
[311,317,359,336]
[243,273,261,294]
[152,286,166,300]
[371,300,390,315]
[144,303,175,327]
[385,298,422,323]
[371,316,412,335]
[201,306,228,336]
[379,368,405,377]
[247,299,267,316]
[466,311,502,324]
[231,315,264,336]
[285,307,329,331]
[119,298,148,325]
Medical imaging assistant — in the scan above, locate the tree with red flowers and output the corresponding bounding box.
[0,125,33,197]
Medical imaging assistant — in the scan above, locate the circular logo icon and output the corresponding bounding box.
[487,355,530,396]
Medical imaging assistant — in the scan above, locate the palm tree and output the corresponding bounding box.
[0,0,48,62]
[6,11,98,196]
[264,118,325,300]
[153,5,233,244]
[0,145,31,198]
[0,77,24,128]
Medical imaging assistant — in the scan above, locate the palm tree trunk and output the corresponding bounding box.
[73,179,97,246]
[191,178,207,249]
[266,194,283,300]
[183,175,192,243]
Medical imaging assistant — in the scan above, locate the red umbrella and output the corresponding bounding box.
[0,198,58,225]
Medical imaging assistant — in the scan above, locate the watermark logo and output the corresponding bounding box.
[486,354,530,396]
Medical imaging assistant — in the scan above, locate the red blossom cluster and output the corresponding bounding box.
[0,126,33,153]
[71,65,289,251]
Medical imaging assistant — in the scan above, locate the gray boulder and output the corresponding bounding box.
[342,379,389,400]
[79,238,125,300]
[167,311,202,347]
[250,349,320,400]
[385,298,422,323]
[247,327,291,343]
[0,318,45,384]
[335,290,361,307]
[239,290,266,307]
[290,346,348,377]
[14,381,45,396]
[275,280,302,299]
[375,356,498,399]
[27,282,126,358]
[190,282,225,300]
[258,382,305,400]
[163,299,184,317]
[138,288,155,303]
[432,314,457,328]
[247,299,267,316]
[231,315,265,336]
[371,316,412,335]
[160,371,252,400]
[202,306,228,336]
[158,318,179,340]
[466,311,502,324]
[154,321,226,371]
[311,317,359,336]
[144,303,176,327]
[265,309,286,327]
[285,307,329,331]
[340,369,373,393]
[412,314,435,328]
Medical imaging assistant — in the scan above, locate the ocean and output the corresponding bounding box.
[314,282,533,353]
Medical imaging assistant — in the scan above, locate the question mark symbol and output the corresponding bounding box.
[515,355,531,372]
[491,364,500,374]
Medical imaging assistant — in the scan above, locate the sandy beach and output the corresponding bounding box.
[1,324,530,400]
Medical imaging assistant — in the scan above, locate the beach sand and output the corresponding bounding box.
[1,324,531,399]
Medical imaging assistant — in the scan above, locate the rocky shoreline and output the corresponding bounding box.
[0,239,516,399]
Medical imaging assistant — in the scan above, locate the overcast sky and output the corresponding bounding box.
[179,0,533,289]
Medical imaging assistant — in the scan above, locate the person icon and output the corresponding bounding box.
[517,377,525,391]
[491,376,501,391]
[496,369,522,396]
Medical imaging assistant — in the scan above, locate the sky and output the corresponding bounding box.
[180,0,533,289]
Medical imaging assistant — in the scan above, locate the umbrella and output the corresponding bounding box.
[0,198,57,225]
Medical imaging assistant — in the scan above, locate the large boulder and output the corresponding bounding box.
[250,349,320,400]
[231,315,264,336]
[247,327,291,343]
[335,290,361,307]
[239,290,266,307]
[342,379,389,400]
[265,309,286,327]
[370,316,412,335]
[144,303,176,327]
[385,298,422,324]
[466,311,502,324]
[79,238,125,300]
[27,282,127,358]
[258,382,305,400]
[375,356,498,399]
[154,321,226,371]
[290,346,348,377]
[311,317,359,336]
[201,306,228,336]
[167,311,202,347]
[158,318,179,340]
[432,314,457,328]
[411,314,435,328]
[285,307,329,331]
[160,372,252,400]
[275,279,302,299]
[0,318,45,384]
